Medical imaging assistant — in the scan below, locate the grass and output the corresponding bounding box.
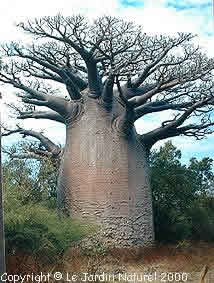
[6,241,214,282]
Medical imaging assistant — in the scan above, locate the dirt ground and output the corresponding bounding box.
[7,242,214,283]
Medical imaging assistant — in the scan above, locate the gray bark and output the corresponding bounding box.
[57,91,154,247]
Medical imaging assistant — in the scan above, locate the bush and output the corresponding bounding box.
[4,157,57,204]
[5,204,94,260]
[150,141,214,243]
[3,160,96,262]
[186,197,214,241]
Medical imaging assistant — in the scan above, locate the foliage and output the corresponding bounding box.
[188,157,214,194]
[3,156,96,262]
[3,144,58,208]
[150,141,214,243]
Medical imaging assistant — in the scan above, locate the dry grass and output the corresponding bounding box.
[7,242,214,282]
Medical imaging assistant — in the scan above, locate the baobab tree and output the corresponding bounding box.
[1,15,214,247]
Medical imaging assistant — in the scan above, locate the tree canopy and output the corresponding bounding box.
[1,14,214,153]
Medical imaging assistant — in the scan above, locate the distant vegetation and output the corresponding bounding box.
[3,152,96,262]
[150,141,214,243]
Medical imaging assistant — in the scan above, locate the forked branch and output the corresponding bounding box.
[2,125,61,157]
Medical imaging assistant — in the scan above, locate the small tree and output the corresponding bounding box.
[188,157,214,194]
[151,141,214,242]
[3,141,58,206]
[1,15,214,246]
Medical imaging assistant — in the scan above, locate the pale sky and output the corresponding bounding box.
[1,0,214,163]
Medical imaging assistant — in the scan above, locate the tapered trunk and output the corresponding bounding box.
[57,93,154,247]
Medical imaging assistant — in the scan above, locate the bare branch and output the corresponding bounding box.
[8,44,82,100]
[18,15,90,59]
[140,96,214,149]
[18,110,65,123]
[134,100,193,120]
[113,77,135,134]
[5,102,66,123]
[100,73,115,107]
[2,147,44,160]
[86,61,102,97]
[132,34,194,88]
[2,125,61,156]
[17,16,104,97]
[0,73,75,121]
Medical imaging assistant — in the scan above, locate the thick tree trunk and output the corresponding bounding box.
[57,93,154,247]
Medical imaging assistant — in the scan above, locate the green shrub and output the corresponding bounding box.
[5,198,95,260]
[186,197,214,241]
[3,164,96,262]
[5,200,96,262]
[150,141,214,243]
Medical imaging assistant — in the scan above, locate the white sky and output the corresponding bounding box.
[1,0,214,163]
